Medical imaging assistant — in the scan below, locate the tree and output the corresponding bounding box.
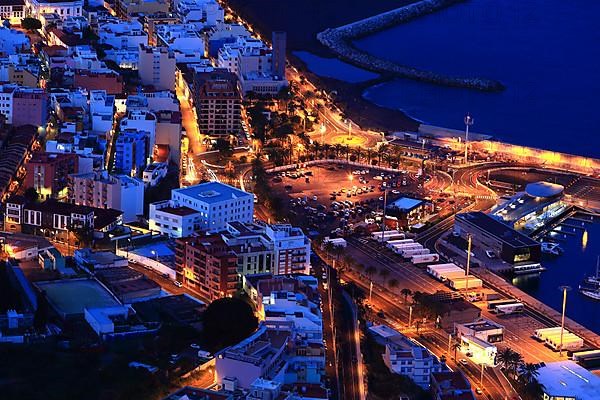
[451,342,461,360]
[518,363,540,385]
[23,187,39,203]
[379,268,390,279]
[522,380,545,400]
[388,278,399,289]
[365,265,377,277]
[496,348,523,378]
[400,288,412,303]
[202,298,258,352]
[21,17,42,31]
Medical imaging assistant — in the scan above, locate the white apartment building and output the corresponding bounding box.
[69,171,144,223]
[142,162,167,186]
[217,36,270,76]
[99,20,147,51]
[216,35,287,96]
[149,181,254,237]
[223,221,311,277]
[0,84,16,124]
[369,325,443,388]
[0,0,25,25]
[24,0,83,19]
[137,44,176,91]
[264,224,311,275]
[89,90,115,136]
[155,23,205,64]
[175,0,223,29]
[263,290,322,343]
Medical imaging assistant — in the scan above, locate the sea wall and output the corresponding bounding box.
[317,0,505,92]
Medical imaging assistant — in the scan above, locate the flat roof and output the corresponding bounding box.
[537,361,600,399]
[173,181,252,203]
[456,212,539,248]
[388,196,423,211]
[36,279,119,316]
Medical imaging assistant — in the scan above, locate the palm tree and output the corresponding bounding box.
[496,348,513,371]
[388,278,399,289]
[522,380,545,400]
[400,288,412,303]
[365,148,373,164]
[365,265,377,277]
[451,342,461,360]
[323,241,335,260]
[518,363,540,385]
[344,145,351,162]
[379,268,390,280]
[354,147,363,163]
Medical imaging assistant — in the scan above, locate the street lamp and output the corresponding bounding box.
[320,122,326,144]
[464,112,474,163]
[151,250,158,262]
[465,234,472,292]
[558,285,572,357]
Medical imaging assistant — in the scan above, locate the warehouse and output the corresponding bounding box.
[455,319,504,343]
[454,212,541,264]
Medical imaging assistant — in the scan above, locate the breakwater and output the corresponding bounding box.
[317,0,505,92]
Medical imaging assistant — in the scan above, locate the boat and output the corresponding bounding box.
[579,257,600,300]
[541,241,563,256]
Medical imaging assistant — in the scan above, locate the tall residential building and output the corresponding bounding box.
[138,44,176,91]
[24,152,78,200]
[113,128,148,175]
[271,31,286,79]
[192,69,241,137]
[149,181,253,237]
[175,234,238,300]
[68,171,144,223]
[0,85,47,127]
[264,223,311,275]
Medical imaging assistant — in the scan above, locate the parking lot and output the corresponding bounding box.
[269,163,422,234]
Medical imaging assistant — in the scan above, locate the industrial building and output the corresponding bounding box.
[455,319,504,343]
[492,181,568,233]
[536,361,600,400]
[454,211,541,264]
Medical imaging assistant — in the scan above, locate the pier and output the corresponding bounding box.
[316,0,505,92]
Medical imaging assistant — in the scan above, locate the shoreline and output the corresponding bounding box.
[317,0,505,92]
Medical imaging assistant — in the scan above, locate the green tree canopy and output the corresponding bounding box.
[21,17,42,31]
[202,298,258,352]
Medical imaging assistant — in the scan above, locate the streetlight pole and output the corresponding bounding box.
[559,285,572,357]
[480,363,485,387]
[465,234,472,292]
[464,112,474,164]
[381,188,388,244]
[408,305,413,328]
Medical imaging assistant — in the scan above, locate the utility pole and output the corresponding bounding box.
[559,285,572,357]
[464,112,474,164]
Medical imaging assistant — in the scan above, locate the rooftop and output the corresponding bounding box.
[525,181,564,198]
[35,279,119,317]
[173,181,252,203]
[537,361,600,399]
[455,211,539,248]
[162,386,232,400]
[387,196,424,212]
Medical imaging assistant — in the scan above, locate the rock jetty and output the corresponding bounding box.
[317,0,505,92]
